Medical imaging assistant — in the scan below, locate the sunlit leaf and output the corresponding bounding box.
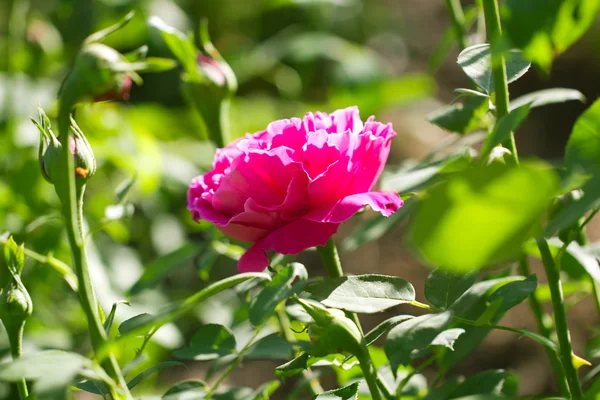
[409,162,558,272]
[425,269,477,310]
[427,96,489,134]
[457,44,531,93]
[305,274,415,313]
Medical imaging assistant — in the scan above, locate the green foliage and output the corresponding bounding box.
[410,162,558,272]
[305,274,415,313]
[427,96,490,134]
[425,269,477,310]
[503,0,600,70]
[249,263,307,325]
[457,44,531,94]
[172,324,237,360]
[2,1,600,399]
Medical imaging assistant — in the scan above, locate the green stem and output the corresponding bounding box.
[57,109,131,399]
[445,0,468,50]
[518,256,570,397]
[205,327,262,398]
[5,321,28,399]
[276,308,324,395]
[317,239,390,400]
[537,238,584,399]
[481,0,518,165]
[356,351,383,400]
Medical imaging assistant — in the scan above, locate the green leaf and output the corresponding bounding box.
[249,263,307,326]
[480,104,531,159]
[409,162,558,272]
[457,44,531,93]
[252,380,280,400]
[449,369,513,398]
[504,0,600,70]
[128,361,184,390]
[275,352,309,377]
[566,98,600,174]
[427,96,489,134]
[0,350,91,399]
[115,172,138,203]
[487,275,537,315]
[213,387,255,400]
[119,313,154,335]
[305,274,415,313]
[314,382,359,399]
[341,197,416,252]
[246,333,304,360]
[510,88,585,111]
[75,380,108,396]
[545,177,600,236]
[84,11,134,44]
[430,328,466,351]
[104,300,130,333]
[172,324,237,360]
[163,380,207,399]
[425,269,477,310]
[101,273,270,358]
[385,311,453,370]
[129,243,205,295]
[149,16,198,75]
[364,315,414,346]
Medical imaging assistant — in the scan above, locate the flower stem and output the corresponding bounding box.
[445,0,468,50]
[518,256,570,397]
[5,321,28,399]
[317,239,389,400]
[536,238,584,399]
[276,307,324,395]
[57,110,131,399]
[481,0,518,165]
[205,326,262,398]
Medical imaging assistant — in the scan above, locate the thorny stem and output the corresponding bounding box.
[481,0,518,165]
[445,0,468,50]
[57,106,131,399]
[518,256,570,397]
[537,238,584,399]
[317,239,391,400]
[5,321,29,399]
[205,326,263,398]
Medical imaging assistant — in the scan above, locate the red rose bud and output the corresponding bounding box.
[197,55,227,88]
[94,73,133,102]
[33,108,96,184]
[61,43,135,106]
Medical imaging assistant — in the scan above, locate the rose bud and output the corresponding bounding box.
[33,108,96,184]
[296,299,363,358]
[188,107,403,272]
[0,237,32,330]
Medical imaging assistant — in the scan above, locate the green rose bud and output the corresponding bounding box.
[0,238,32,328]
[296,299,364,358]
[33,108,96,184]
[549,190,584,244]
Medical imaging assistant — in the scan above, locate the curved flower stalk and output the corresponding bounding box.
[150,17,237,148]
[188,106,403,272]
[35,11,175,400]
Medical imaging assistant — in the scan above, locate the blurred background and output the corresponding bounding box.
[1,0,599,397]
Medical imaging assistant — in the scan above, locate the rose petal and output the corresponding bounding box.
[305,191,403,223]
[237,218,340,272]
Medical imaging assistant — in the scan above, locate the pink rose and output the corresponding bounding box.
[188,106,403,272]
